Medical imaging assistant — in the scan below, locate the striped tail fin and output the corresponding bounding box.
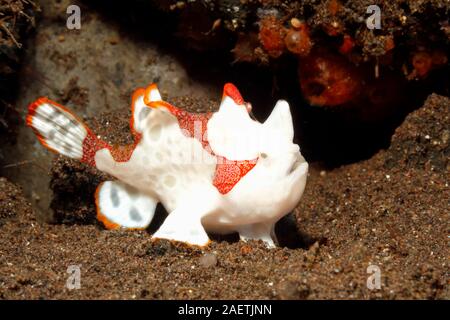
[27,97,109,166]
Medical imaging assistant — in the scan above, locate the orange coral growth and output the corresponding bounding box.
[384,36,395,52]
[285,22,312,56]
[409,49,447,79]
[258,15,286,58]
[323,18,343,36]
[339,34,355,54]
[298,50,362,107]
[328,0,342,16]
[412,51,433,78]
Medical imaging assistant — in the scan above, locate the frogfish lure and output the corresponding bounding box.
[27,83,308,247]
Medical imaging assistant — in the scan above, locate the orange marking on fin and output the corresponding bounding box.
[130,88,146,137]
[95,182,120,230]
[143,83,160,105]
[146,100,179,114]
[223,83,244,105]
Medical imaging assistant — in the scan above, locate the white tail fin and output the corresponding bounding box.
[27,98,87,158]
[27,97,109,166]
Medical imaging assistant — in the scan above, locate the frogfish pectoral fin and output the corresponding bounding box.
[95,180,157,230]
[151,205,211,247]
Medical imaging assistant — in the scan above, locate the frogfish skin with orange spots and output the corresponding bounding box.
[26,83,308,247]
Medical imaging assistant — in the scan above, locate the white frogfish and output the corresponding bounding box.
[27,83,308,247]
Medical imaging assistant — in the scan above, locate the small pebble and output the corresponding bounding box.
[199,253,217,268]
